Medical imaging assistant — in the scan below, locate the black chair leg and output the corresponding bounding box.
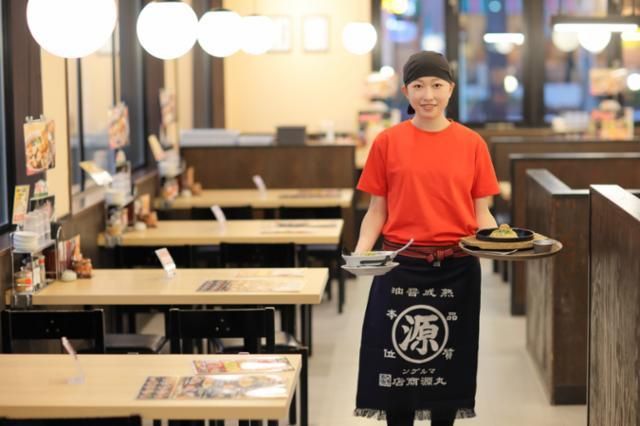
[338,269,345,314]
[301,347,309,426]
[289,388,297,425]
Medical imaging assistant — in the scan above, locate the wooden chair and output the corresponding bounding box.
[1,309,165,356]
[169,307,276,426]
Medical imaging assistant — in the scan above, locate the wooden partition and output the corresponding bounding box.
[509,153,640,314]
[588,185,640,426]
[182,145,355,188]
[525,169,589,404]
[490,137,640,182]
[182,145,356,246]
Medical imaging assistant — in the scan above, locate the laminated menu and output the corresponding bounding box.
[197,280,303,293]
[192,356,294,374]
[136,376,178,400]
[136,374,287,400]
[233,270,305,278]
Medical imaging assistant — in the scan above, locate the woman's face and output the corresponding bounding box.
[402,76,455,121]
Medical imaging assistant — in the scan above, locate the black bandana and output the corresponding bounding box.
[403,51,453,115]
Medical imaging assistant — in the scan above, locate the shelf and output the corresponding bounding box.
[105,195,134,207]
[12,239,56,254]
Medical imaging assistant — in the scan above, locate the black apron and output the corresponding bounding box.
[354,254,481,421]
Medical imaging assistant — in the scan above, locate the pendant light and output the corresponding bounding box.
[240,14,275,55]
[551,31,580,52]
[342,22,378,55]
[137,1,198,60]
[198,9,242,57]
[26,0,118,58]
[483,32,524,54]
[551,0,639,53]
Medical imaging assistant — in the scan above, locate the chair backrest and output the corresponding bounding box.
[0,415,142,426]
[169,307,276,354]
[191,205,253,220]
[278,206,342,220]
[1,309,106,354]
[219,243,296,268]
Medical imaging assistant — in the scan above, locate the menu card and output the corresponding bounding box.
[11,185,30,225]
[192,357,294,374]
[137,374,287,400]
[197,279,303,293]
[79,161,113,186]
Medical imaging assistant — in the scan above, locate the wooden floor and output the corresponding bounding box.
[141,259,587,425]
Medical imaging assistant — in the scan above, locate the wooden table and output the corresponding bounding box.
[156,188,354,210]
[0,354,300,420]
[33,268,328,306]
[98,219,344,247]
[32,268,328,352]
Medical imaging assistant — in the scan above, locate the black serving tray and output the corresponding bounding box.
[476,227,534,243]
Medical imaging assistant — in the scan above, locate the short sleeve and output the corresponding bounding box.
[357,133,388,196]
[471,137,500,198]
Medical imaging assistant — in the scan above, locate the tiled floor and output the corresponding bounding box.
[141,259,586,425]
[307,259,586,426]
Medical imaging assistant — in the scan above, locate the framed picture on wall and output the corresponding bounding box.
[303,15,329,52]
[270,16,292,53]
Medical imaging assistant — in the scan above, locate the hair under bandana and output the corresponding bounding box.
[403,51,454,115]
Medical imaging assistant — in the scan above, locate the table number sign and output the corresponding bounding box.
[252,175,267,198]
[155,248,176,277]
[210,205,227,232]
[61,337,85,384]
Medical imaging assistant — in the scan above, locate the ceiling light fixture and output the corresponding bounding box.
[137,1,198,60]
[26,0,118,58]
[198,9,242,57]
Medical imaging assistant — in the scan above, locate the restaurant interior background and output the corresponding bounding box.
[0,0,639,424]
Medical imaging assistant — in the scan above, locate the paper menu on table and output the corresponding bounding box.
[197,279,303,293]
[193,357,294,374]
[79,161,113,186]
[173,374,287,399]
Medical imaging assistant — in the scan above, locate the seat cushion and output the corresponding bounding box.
[105,333,167,354]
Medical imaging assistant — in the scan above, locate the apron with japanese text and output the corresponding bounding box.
[354,254,481,421]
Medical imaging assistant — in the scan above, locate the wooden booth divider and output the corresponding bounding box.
[509,152,640,315]
[588,185,640,426]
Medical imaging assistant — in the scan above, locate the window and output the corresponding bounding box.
[68,32,119,193]
[0,6,8,228]
[621,0,640,121]
[458,0,524,123]
[378,0,446,121]
[543,0,609,122]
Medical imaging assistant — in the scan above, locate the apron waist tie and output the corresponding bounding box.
[383,239,468,266]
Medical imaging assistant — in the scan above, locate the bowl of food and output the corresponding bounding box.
[476,224,534,242]
[533,239,555,253]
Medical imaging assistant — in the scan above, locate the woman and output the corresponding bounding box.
[353,51,500,426]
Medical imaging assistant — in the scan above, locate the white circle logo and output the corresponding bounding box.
[392,304,449,364]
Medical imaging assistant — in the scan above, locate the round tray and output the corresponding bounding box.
[476,227,534,243]
[459,240,563,261]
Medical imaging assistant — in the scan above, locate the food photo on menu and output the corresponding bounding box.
[23,118,55,176]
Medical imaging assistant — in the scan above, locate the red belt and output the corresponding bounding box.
[383,239,468,266]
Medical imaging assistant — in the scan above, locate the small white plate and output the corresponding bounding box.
[341,262,399,276]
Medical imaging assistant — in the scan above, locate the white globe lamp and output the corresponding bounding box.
[503,75,519,94]
[551,31,580,52]
[627,73,640,91]
[577,30,611,53]
[342,22,378,55]
[240,15,275,55]
[26,0,117,58]
[197,9,242,57]
[137,1,198,60]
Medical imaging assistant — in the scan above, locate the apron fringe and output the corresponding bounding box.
[353,408,477,421]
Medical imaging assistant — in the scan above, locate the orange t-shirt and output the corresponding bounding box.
[357,120,499,246]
